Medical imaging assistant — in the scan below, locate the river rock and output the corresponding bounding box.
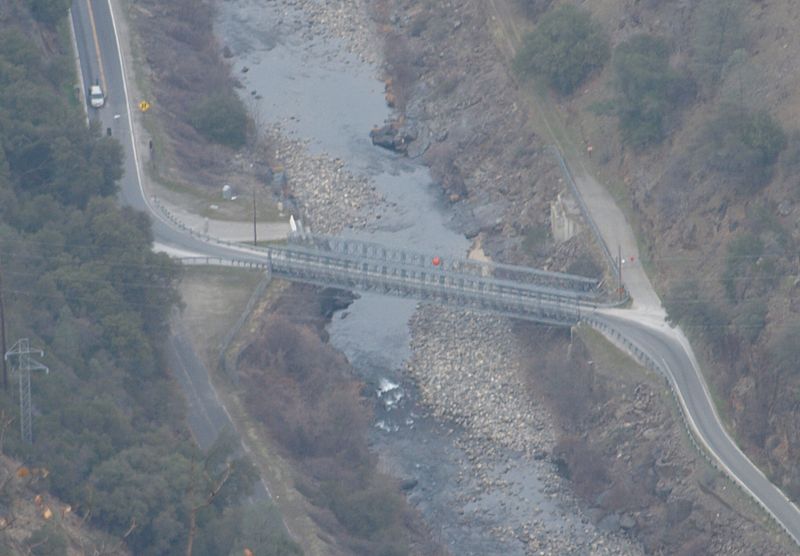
[597,513,621,533]
[620,513,637,530]
[370,122,418,153]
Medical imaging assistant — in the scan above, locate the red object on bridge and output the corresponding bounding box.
[432,256,441,267]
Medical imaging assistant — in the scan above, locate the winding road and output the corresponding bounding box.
[71,0,800,549]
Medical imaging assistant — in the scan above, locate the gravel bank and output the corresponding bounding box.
[267,125,382,234]
[224,0,642,553]
[285,0,378,63]
[221,0,385,235]
[407,304,642,555]
[408,306,557,456]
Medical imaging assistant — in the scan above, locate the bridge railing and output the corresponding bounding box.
[290,232,601,294]
[583,314,800,547]
[177,251,587,325]
[179,256,270,269]
[274,242,598,300]
[151,191,607,300]
[274,259,583,325]
[547,145,627,301]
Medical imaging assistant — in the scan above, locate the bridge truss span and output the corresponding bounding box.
[179,235,598,326]
[269,247,586,326]
[291,233,601,296]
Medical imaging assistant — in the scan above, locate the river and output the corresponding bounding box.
[215,1,625,554]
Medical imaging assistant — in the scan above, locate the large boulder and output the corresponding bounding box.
[370,121,418,153]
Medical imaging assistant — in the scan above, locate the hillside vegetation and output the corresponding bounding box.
[371,0,798,551]
[512,0,800,507]
[236,287,445,556]
[0,3,296,554]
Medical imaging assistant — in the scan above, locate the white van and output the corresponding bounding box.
[89,84,105,108]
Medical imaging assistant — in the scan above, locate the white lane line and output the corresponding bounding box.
[105,0,148,213]
[67,8,90,124]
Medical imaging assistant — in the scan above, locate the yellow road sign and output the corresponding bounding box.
[139,100,151,112]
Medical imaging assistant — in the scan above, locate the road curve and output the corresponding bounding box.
[589,310,800,546]
[71,1,271,263]
[75,0,800,548]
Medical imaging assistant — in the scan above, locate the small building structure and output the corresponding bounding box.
[550,192,583,243]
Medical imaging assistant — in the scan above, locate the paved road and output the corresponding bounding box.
[71,1,276,262]
[593,309,800,544]
[74,0,800,548]
[483,1,800,546]
[69,0,271,470]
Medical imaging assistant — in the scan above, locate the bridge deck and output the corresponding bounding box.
[179,236,606,326]
[292,234,600,294]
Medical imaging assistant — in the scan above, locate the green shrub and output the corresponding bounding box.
[515,0,553,19]
[514,5,609,95]
[690,0,745,94]
[664,279,728,350]
[27,523,68,556]
[190,92,248,148]
[771,320,800,377]
[703,105,786,190]
[26,0,70,25]
[732,298,767,344]
[778,131,800,184]
[613,35,693,149]
[324,481,403,540]
[567,254,601,278]
[522,224,549,256]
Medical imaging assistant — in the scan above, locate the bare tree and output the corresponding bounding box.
[185,461,233,556]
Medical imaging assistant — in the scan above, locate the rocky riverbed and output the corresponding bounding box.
[407,305,641,554]
[266,126,382,234]
[408,306,557,457]
[219,0,645,554]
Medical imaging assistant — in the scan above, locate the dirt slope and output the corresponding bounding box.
[371,0,798,552]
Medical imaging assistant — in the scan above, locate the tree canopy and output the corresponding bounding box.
[0,19,291,556]
[514,5,609,95]
[701,104,786,190]
[613,34,694,149]
[190,92,249,148]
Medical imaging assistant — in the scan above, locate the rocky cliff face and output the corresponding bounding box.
[371,0,799,552]
[372,0,603,272]
[569,0,800,493]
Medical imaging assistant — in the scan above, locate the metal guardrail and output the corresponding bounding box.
[178,253,589,326]
[583,315,800,548]
[296,233,600,293]
[547,146,624,292]
[217,270,272,384]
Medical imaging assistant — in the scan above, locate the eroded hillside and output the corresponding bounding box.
[552,0,800,496]
[372,0,800,552]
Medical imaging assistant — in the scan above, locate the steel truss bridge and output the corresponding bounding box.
[181,234,611,326]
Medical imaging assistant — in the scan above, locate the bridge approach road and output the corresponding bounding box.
[75,0,800,548]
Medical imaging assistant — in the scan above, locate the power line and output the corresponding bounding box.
[4,339,48,444]
[0,232,795,265]
[0,256,6,392]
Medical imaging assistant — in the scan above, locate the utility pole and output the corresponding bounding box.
[0,258,7,391]
[5,339,49,444]
[252,186,257,247]
[618,244,623,301]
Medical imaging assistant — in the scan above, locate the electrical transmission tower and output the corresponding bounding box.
[4,339,48,444]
